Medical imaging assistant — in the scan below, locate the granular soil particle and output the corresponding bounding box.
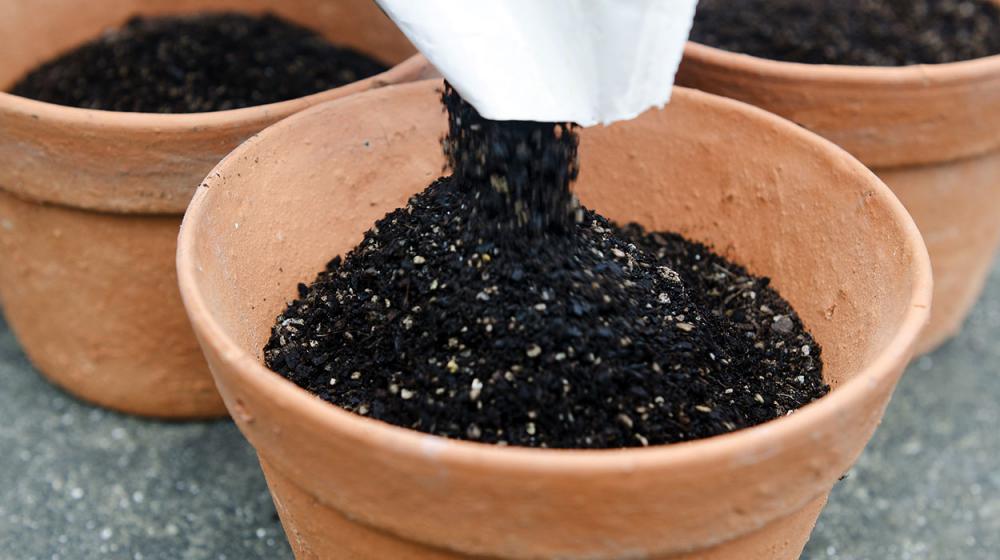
[9,12,389,113]
[691,0,1000,66]
[264,87,827,450]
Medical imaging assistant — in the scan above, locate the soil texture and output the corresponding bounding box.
[691,0,1000,66]
[10,13,389,113]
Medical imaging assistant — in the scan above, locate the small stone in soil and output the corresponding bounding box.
[9,12,389,113]
[691,0,1000,66]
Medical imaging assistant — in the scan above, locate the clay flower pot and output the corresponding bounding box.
[178,80,931,558]
[676,39,1000,355]
[0,0,435,418]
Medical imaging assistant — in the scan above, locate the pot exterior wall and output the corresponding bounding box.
[258,457,828,560]
[876,151,1000,354]
[0,0,430,417]
[0,191,223,417]
[201,337,899,560]
[676,43,1000,353]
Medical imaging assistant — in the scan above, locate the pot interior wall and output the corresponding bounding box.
[187,83,919,405]
[0,0,415,90]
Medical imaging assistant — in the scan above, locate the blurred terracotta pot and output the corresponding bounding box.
[0,0,433,418]
[177,80,931,558]
[677,40,1000,355]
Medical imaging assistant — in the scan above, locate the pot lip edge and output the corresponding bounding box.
[0,53,426,132]
[0,54,430,215]
[176,79,934,472]
[682,40,1000,87]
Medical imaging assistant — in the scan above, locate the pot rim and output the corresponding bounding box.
[0,54,427,131]
[177,80,933,473]
[683,40,1000,87]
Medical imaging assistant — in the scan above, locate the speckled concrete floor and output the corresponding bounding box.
[2,263,998,560]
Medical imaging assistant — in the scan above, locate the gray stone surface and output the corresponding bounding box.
[1,264,998,560]
[803,263,1000,559]
[0,329,289,560]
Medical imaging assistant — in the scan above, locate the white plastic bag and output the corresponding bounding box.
[376,0,699,126]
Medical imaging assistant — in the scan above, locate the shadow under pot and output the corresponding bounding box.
[0,0,434,418]
[177,80,931,559]
[677,9,1000,355]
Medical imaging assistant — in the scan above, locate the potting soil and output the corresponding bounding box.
[9,13,388,113]
[691,0,1000,66]
[264,84,827,449]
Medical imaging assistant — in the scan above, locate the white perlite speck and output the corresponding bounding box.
[658,266,682,283]
[469,378,484,401]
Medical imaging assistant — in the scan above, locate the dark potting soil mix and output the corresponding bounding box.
[691,0,1000,66]
[264,85,828,450]
[9,13,388,113]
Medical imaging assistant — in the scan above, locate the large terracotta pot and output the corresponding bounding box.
[676,38,1000,355]
[0,0,434,418]
[177,80,931,558]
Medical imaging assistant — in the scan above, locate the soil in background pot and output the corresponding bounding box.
[9,12,389,113]
[691,0,1000,66]
[264,84,828,450]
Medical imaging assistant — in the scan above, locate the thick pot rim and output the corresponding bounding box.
[176,81,933,474]
[683,40,1000,88]
[0,54,428,132]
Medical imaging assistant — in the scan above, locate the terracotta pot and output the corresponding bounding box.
[676,39,1000,355]
[0,0,435,418]
[177,80,931,558]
